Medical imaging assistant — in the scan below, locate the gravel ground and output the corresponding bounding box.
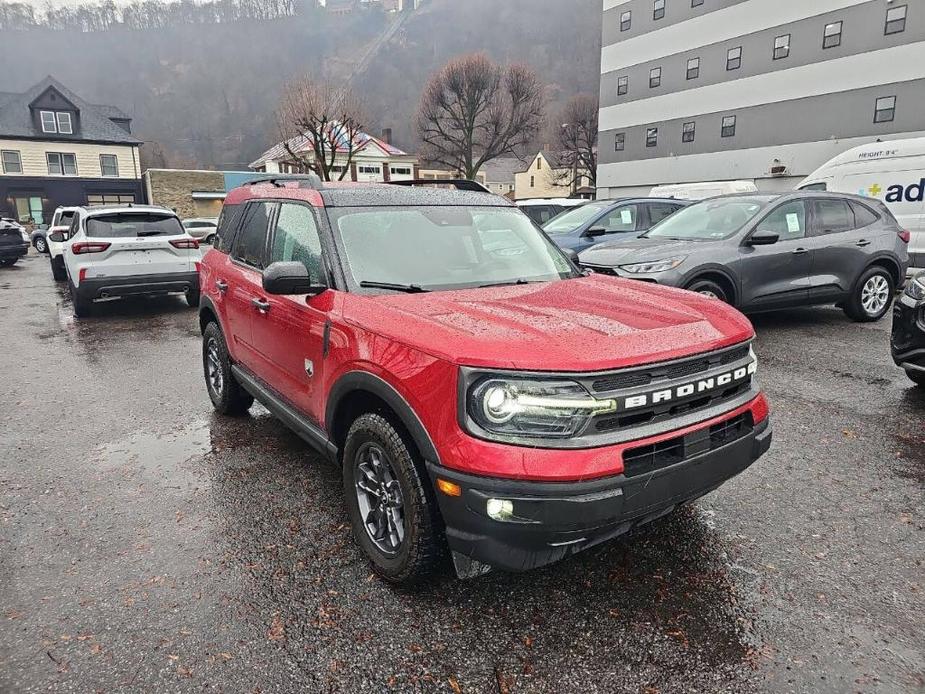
[1,252,922,693]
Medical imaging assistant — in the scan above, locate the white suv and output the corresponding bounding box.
[47,206,81,281]
[59,205,201,317]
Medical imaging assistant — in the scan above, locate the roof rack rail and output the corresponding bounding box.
[388,179,491,194]
[245,173,323,189]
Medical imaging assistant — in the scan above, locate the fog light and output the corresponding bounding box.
[486,498,515,521]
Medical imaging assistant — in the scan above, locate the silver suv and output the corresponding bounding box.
[578,192,910,322]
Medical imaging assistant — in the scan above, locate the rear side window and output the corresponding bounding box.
[231,202,273,269]
[812,199,854,234]
[85,213,183,238]
[215,204,243,253]
[849,202,879,228]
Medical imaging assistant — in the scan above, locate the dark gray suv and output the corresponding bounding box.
[578,192,910,322]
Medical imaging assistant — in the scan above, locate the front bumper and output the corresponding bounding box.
[431,416,771,574]
[0,242,29,260]
[891,292,925,372]
[76,271,199,300]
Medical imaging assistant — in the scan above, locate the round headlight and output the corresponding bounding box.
[482,384,516,424]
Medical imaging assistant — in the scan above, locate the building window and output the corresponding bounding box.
[653,0,665,20]
[649,67,662,88]
[40,110,57,133]
[390,166,412,175]
[874,96,896,123]
[620,10,631,31]
[682,121,695,143]
[617,75,628,96]
[721,115,737,137]
[885,5,907,34]
[530,175,535,187]
[1,150,22,174]
[773,34,790,60]
[823,21,842,49]
[727,46,742,70]
[537,157,542,170]
[56,112,73,135]
[614,133,626,151]
[357,165,381,174]
[646,128,658,148]
[686,57,700,80]
[47,152,77,176]
[100,154,119,177]
[87,194,136,206]
[691,0,703,6]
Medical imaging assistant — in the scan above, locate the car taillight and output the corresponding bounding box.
[71,241,111,254]
[170,238,200,249]
[899,230,911,244]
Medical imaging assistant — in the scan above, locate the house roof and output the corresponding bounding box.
[480,157,523,184]
[0,75,140,144]
[249,126,411,169]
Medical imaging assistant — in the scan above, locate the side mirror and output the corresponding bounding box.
[48,231,66,242]
[585,226,607,237]
[748,230,780,246]
[262,261,326,296]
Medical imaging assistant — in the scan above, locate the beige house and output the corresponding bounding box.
[514,151,593,201]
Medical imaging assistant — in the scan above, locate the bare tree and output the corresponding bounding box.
[554,93,598,193]
[274,78,367,182]
[417,53,544,180]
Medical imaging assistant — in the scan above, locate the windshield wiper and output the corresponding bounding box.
[360,281,430,294]
[477,278,538,289]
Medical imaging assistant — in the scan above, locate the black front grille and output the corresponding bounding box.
[590,345,749,393]
[622,412,753,477]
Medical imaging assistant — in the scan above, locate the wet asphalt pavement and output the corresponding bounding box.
[0,252,923,694]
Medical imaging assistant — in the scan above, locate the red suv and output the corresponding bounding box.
[198,175,771,583]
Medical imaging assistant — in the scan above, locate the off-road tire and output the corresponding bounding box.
[343,413,445,583]
[844,266,894,322]
[203,321,253,415]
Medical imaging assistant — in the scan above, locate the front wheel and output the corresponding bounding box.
[343,413,445,583]
[906,369,925,387]
[844,267,894,322]
[202,321,253,415]
[34,237,47,254]
[685,278,729,303]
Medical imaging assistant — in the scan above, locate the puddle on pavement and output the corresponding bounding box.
[93,421,214,484]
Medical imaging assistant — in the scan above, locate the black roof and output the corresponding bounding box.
[0,76,140,145]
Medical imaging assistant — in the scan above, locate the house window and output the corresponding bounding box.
[100,154,119,177]
[885,5,907,34]
[56,112,73,135]
[617,75,628,96]
[1,150,22,174]
[87,194,136,206]
[620,10,631,31]
[537,158,542,170]
[653,0,665,20]
[40,110,57,133]
[646,128,658,148]
[390,166,412,175]
[691,0,703,6]
[727,46,742,70]
[649,67,661,88]
[682,121,695,143]
[530,175,535,187]
[874,96,896,123]
[773,34,791,60]
[686,57,700,80]
[614,133,625,151]
[721,115,737,137]
[357,165,381,174]
[823,21,842,49]
[47,152,77,176]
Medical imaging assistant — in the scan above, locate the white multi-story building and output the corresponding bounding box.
[597,0,925,197]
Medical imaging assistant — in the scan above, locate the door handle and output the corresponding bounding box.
[215,279,228,293]
[855,240,871,247]
[251,298,271,313]
[792,248,809,255]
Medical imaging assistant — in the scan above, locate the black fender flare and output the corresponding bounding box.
[326,371,441,465]
[198,295,220,334]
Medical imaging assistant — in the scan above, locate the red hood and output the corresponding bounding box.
[343,275,754,372]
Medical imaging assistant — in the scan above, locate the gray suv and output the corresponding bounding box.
[578,192,909,322]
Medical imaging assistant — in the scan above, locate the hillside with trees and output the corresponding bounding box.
[0,0,600,169]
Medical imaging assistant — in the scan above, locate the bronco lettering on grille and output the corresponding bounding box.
[621,361,757,410]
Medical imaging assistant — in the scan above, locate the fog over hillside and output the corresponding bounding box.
[0,0,601,169]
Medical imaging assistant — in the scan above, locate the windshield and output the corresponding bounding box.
[86,213,184,238]
[330,206,577,292]
[542,201,611,235]
[644,197,770,240]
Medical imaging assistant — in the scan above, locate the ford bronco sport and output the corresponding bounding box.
[198,175,771,583]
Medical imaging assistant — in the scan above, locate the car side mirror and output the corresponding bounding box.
[748,230,780,246]
[48,231,66,242]
[585,226,607,237]
[262,261,326,296]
